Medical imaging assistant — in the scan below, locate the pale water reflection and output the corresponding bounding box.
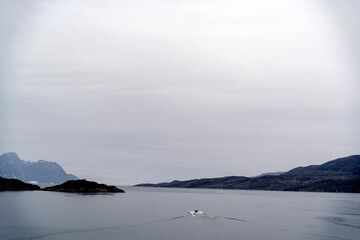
[0,187,359,240]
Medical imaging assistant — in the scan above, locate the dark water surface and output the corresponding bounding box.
[1,187,359,240]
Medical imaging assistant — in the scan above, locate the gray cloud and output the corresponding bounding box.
[0,0,359,184]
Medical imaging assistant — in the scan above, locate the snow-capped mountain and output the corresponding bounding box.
[0,152,78,184]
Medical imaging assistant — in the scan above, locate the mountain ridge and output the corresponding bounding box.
[136,155,360,193]
[0,152,78,184]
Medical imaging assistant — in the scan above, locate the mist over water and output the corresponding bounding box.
[1,187,359,240]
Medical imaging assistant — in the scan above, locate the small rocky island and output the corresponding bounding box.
[0,177,41,191]
[43,179,125,193]
[0,177,124,193]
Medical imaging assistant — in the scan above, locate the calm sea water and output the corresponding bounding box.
[0,187,359,240]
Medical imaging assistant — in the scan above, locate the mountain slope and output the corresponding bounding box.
[136,155,360,193]
[283,155,360,177]
[139,176,249,189]
[0,152,78,184]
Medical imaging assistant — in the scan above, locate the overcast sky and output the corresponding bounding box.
[0,0,359,185]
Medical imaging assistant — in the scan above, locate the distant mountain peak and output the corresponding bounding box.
[0,152,78,184]
[7,152,19,157]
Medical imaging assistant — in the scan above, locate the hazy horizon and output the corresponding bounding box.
[1,0,359,185]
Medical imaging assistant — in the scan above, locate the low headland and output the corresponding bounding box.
[0,177,125,193]
[43,179,125,193]
[0,177,41,191]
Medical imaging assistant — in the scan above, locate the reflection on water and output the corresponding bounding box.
[0,187,359,240]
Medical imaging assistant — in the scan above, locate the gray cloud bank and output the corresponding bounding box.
[0,0,359,184]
